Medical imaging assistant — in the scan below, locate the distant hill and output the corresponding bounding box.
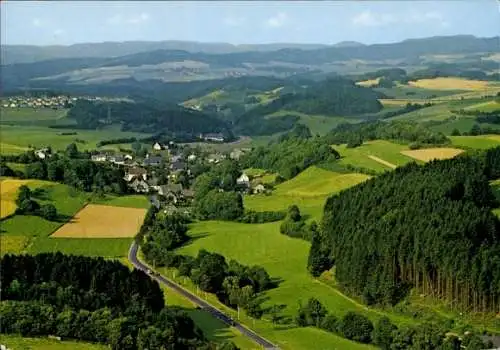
[1,35,498,92]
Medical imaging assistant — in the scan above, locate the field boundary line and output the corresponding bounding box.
[367,155,397,169]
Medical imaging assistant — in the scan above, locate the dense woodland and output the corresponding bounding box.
[67,99,232,137]
[0,253,231,349]
[325,120,449,147]
[241,129,340,179]
[309,147,500,312]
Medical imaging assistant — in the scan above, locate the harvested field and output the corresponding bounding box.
[51,204,146,238]
[0,179,35,218]
[401,148,464,162]
[408,78,491,91]
[356,78,380,87]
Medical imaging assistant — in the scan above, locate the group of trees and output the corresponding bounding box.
[2,144,129,194]
[309,146,500,312]
[0,253,222,349]
[325,120,449,147]
[279,205,318,241]
[241,131,340,180]
[15,185,57,220]
[296,298,491,349]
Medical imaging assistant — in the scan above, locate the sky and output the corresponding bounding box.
[1,1,499,46]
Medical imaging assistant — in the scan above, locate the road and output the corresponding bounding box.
[128,241,279,350]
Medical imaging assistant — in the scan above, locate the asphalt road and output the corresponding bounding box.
[128,241,279,350]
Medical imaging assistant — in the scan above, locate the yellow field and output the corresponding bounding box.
[51,204,146,238]
[408,78,491,91]
[0,179,36,218]
[0,236,29,255]
[400,148,464,162]
[356,78,380,87]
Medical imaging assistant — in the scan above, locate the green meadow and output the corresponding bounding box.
[333,140,415,173]
[0,335,106,350]
[450,135,500,150]
[245,166,370,220]
[0,107,68,122]
[0,124,149,153]
[267,110,358,136]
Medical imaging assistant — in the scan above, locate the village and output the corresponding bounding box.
[86,141,269,212]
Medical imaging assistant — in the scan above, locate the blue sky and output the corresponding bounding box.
[2,1,499,46]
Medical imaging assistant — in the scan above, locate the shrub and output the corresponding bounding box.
[339,312,374,344]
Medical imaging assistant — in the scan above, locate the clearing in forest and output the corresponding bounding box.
[356,78,380,87]
[51,204,146,238]
[401,148,464,162]
[408,78,491,91]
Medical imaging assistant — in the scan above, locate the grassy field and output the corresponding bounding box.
[0,179,48,218]
[333,140,415,173]
[427,117,477,134]
[463,100,500,112]
[0,124,149,153]
[245,166,370,220]
[51,204,146,238]
[408,78,493,91]
[401,148,464,162]
[0,236,30,256]
[0,335,106,350]
[356,78,380,87]
[0,143,30,154]
[91,194,150,208]
[0,107,68,122]
[375,85,465,100]
[267,110,358,136]
[450,135,500,150]
[29,237,132,257]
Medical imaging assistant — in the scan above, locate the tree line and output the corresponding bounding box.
[240,129,340,180]
[325,120,449,147]
[309,146,500,312]
[295,297,492,349]
[0,144,128,195]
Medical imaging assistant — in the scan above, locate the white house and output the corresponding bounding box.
[124,154,133,161]
[35,148,49,159]
[236,173,250,187]
[91,154,107,162]
[153,142,164,151]
[188,154,197,162]
[253,184,266,194]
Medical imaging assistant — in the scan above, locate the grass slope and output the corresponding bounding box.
[0,335,106,350]
[29,237,132,257]
[450,135,500,150]
[0,124,149,153]
[0,108,68,122]
[333,140,415,173]
[245,166,370,220]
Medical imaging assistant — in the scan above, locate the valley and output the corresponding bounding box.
[1,10,500,349]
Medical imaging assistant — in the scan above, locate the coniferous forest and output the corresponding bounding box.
[309,146,500,312]
[0,253,213,349]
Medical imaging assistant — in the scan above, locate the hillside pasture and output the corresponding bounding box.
[0,124,150,152]
[0,107,67,122]
[0,143,29,155]
[51,204,146,238]
[266,110,359,136]
[401,148,464,162]
[333,140,415,173]
[0,335,107,350]
[408,78,493,91]
[450,135,500,150]
[375,84,465,100]
[463,100,500,112]
[245,166,370,220]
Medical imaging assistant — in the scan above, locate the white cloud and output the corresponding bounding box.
[53,29,65,36]
[352,10,448,28]
[266,12,288,28]
[107,13,150,26]
[224,16,246,27]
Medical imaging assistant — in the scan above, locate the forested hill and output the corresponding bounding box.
[67,99,232,136]
[309,147,500,311]
[234,78,383,135]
